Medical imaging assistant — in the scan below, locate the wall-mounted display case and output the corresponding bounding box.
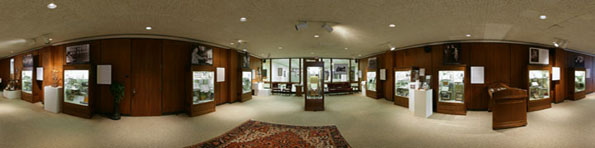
[304,61,324,111]
[367,72,377,91]
[62,65,94,118]
[436,66,467,115]
[241,71,253,101]
[568,67,586,100]
[394,67,417,107]
[527,65,551,112]
[189,69,216,117]
[21,70,33,94]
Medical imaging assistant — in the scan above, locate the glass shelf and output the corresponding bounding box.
[529,70,550,100]
[575,70,586,92]
[367,72,376,91]
[193,71,215,104]
[242,71,252,94]
[438,70,465,103]
[306,67,323,99]
[394,71,410,98]
[64,70,89,106]
[21,70,33,94]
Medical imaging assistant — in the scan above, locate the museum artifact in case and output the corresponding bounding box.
[527,65,551,112]
[21,70,33,94]
[394,67,418,107]
[304,60,324,111]
[437,66,467,115]
[188,68,216,117]
[568,67,586,100]
[241,71,253,101]
[367,72,377,91]
[62,64,94,118]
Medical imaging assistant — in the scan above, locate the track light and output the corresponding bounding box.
[552,38,568,48]
[295,21,308,31]
[322,23,333,33]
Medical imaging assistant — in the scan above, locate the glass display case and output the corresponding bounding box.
[438,70,465,103]
[193,71,215,104]
[575,70,586,92]
[529,70,550,100]
[367,72,376,91]
[21,70,33,94]
[306,67,323,99]
[242,71,252,94]
[64,70,89,106]
[394,71,410,98]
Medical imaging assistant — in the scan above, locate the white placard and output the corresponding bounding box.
[36,67,43,81]
[252,69,256,79]
[97,65,112,85]
[552,67,560,81]
[380,69,386,80]
[217,67,225,82]
[588,69,591,78]
[471,66,484,84]
[420,68,425,76]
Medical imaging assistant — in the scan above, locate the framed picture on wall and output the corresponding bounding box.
[191,45,213,65]
[368,57,377,70]
[443,43,461,64]
[334,64,348,74]
[529,47,549,65]
[278,68,283,76]
[23,54,34,67]
[66,44,90,64]
[241,52,250,69]
[574,55,585,68]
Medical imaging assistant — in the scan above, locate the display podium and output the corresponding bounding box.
[3,90,21,99]
[410,89,433,118]
[488,83,528,129]
[44,86,63,113]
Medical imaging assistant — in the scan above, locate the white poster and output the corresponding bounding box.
[529,47,549,65]
[252,69,256,79]
[380,69,386,80]
[588,69,591,78]
[420,68,425,76]
[552,67,560,81]
[217,67,225,82]
[36,67,43,81]
[471,66,484,84]
[97,65,112,85]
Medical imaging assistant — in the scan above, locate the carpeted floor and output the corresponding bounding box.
[0,93,594,148]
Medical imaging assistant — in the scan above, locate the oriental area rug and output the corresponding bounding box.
[186,120,351,148]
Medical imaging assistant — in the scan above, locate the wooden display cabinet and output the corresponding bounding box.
[62,64,95,118]
[488,83,528,129]
[527,65,552,112]
[393,67,418,107]
[568,67,586,100]
[304,60,325,111]
[436,65,467,115]
[188,67,216,117]
[240,70,253,102]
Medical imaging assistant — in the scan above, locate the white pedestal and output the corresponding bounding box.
[255,89,271,96]
[361,81,366,96]
[411,89,433,118]
[44,86,63,113]
[3,90,21,99]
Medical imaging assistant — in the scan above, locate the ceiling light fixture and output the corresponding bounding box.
[539,15,547,20]
[314,34,320,38]
[145,26,152,30]
[295,21,308,31]
[358,54,362,57]
[240,17,247,22]
[48,38,53,41]
[278,46,283,50]
[465,34,471,37]
[230,43,235,45]
[344,48,348,50]
[322,23,334,33]
[237,40,243,43]
[390,47,396,51]
[47,3,57,9]
[388,24,396,28]
[242,48,247,52]
[310,52,314,55]
[553,41,559,47]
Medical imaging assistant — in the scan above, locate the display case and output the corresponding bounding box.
[393,67,417,107]
[527,65,551,112]
[21,70,33,94]
[241,71,253,101]
[304,60,324,111]
[62,65,94,118]
[436,66,467,115]
[367,72,377,91]
[568,67,586,100]
[188,68,216,117]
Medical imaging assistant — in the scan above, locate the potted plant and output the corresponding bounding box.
[110,82,125,120]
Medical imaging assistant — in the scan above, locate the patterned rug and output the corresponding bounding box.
[186,120,351,148]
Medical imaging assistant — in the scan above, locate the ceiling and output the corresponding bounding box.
[1,0,594,58]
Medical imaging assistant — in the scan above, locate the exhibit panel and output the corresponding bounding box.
[21,54,35,102]
[62,65,94,118]
[188,67,216,116]
[568,67,586,100]
[304,60,324,111]
[436,66,467,115]
[527,65,552,112]
[393,67,416,107]
[241,71,253,101]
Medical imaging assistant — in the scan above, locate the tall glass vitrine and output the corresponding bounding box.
[527,65,551,112]
[62,64,94,118]
[394,67,416,107]
[437,66,467,115]
[188,67,216,117]
[569,67,586,100]
[304,60,324,111]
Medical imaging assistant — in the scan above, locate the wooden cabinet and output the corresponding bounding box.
[527,65,552,112]
[436,65,467,115]
[568,67,586,100]
[488,83,527,129]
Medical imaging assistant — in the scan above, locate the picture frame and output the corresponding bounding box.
[574,55,585,68]
[334,64,348,74]
[443,43,461,64]
[23,54,34,67]
[66,44,90,64]
[240,52,250,69]
[368,57,377,70]
[529,47,549,65]
[191,45,213,65]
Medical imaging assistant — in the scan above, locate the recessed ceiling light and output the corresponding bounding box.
[344,48,348,50]
[240,17,247,22]
[314,34,320,38]
[388,24,396,28]
[465,34,471,37]
[242,48,247,52]
[358,54,362,57]
[230,42,235,45]
[145,26,152,30]
[48,38,53,41]
[237,40,243,43]
[47,3,57,9]
[10,51,14,53]
[310,52,314,54]
[539,15,547,20]
[278,46,283,50]
[390,47,396,51]
[553,41,559,47]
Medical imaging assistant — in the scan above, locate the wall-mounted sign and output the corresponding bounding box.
[66,44,90,64]
[470,66,484,84]
[380,69,386,80]
[97,65,112,85]
[217,67,225,82]
[552,67,560,81]
[36,67,43,81]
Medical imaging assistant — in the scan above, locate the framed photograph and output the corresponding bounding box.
[241,52,250,69]
[529,47,549,65]
[191,45,213,65]
[66,44,90,64]
[334,64,348,74]
[368,57,377,70]
[443,43,461,64]
[574,55,585,68]
[23,54,34,67]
